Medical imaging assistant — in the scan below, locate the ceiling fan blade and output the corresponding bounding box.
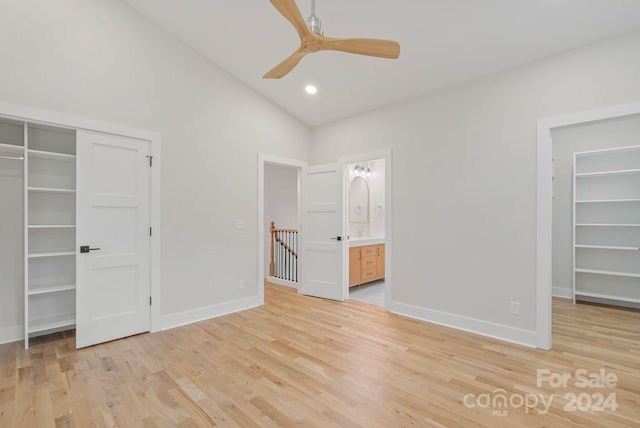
[319,37,400,59]
[263,48,308,79]
[268,0,310,38]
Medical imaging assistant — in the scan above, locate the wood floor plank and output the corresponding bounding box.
[1,284,639,426]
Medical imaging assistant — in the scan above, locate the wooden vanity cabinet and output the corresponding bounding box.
[349,243,385,287]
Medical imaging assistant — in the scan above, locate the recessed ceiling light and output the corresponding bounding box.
[305,85,318,95]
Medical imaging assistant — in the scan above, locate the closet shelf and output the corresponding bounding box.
[575,245,640,251]
[575,198,640,203]
[28,186,76,194]
[575,291,640,304]
[28,315,75,334]
[576,223,640,227]
[0,142,24,155]
[28,149,76,161]
[28,224,76,229]
[28,250,75,258]
[575,168,640,178]
[575,268,640,278]
[28,284,76,296]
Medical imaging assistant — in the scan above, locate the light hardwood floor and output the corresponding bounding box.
[1,283,639,427]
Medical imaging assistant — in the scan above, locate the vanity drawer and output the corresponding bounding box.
[361,247,376,257]
[362,266,376,279]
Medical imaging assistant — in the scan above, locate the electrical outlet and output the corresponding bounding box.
[510,301,520,315]
[239,279,246,290]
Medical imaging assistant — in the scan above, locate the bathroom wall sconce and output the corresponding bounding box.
[354,164,371,177]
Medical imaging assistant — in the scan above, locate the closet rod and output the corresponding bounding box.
[0,154,25,161]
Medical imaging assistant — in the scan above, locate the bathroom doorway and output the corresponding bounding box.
[341,151,391,308]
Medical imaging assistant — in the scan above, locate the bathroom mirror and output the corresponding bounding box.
[349,176,369,223]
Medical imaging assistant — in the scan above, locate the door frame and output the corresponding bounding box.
[339,149,393,309]
[536,101,640,350]
[257,153,307,303]
[0,100,162,334]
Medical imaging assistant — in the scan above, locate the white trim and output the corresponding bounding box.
[339,149,393,310]
[0,325,23,346]
[160,296,261,331]
[0,101,160,142]
[0,100,162,341]
[149,138,162,333]
[389,301,537,348]
[258,153,307,305]
[267,276,298,289]
[536,101,640,351]
[552,287,573,299]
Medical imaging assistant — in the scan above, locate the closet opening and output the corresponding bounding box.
[552,115,640,310]
[0,103,161,349]
[537,101,640,350]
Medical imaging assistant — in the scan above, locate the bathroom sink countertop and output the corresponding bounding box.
[348,237,385,247]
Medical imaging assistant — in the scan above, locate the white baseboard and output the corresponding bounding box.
[160,295,262,331]
[267,277,298,289]
[389,302,537,348]
[552,287,573,299]
[0,325,23,345]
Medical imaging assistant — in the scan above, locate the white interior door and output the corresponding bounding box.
[299,163,346,301]
[76,130,151,348]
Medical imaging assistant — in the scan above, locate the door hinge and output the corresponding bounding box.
[149,296,152,306]
[149,227,152,237]
[146,155,153,167]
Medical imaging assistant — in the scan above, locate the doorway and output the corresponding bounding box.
[346,158,387,307]
[537,101,640,350]
[258,149,392,308]
[263,160,301,289]
[258,154,305,303]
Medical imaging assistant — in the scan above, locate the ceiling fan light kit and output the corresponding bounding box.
[264,0,400,79]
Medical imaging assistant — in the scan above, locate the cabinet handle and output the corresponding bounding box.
[359,250,361,260]
[377,247,379,256]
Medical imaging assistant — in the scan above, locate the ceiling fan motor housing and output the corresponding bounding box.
[306,14,322,35]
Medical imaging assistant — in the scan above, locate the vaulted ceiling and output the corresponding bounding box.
[122,0,640,126]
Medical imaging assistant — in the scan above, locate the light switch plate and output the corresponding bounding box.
[236,219,246,229]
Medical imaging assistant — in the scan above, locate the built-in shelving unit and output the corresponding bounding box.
[24,123,77,347]
[573,145,640,307]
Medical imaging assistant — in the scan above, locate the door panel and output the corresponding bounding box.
[76,131,151,348]
[299,163,346,301]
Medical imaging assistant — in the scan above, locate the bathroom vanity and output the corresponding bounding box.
[349,238,385,287]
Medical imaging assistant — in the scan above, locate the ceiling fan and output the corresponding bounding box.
[264,0,400,79]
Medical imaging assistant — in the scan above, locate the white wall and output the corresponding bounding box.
[311,29,640,346]
[551,115,640,299]
[264,163,299,276]
[0,0,310,340]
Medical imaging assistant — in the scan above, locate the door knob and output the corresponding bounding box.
[330,236,342,241]
[80,246,101,253]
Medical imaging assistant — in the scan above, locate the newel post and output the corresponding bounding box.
[269,221,275,277]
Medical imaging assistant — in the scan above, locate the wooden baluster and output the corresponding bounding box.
[288,231,292,281]
[279,233,282,279]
